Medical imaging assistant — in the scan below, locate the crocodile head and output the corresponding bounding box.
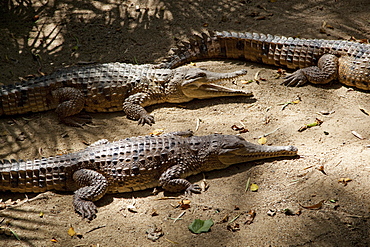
[200,134,298,172]
[165,66,252,103]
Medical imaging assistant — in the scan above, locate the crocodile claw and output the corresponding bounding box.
[282,70,308,87]
[185,184,201,195]
[73,198,97,220]
[137,114,155,126]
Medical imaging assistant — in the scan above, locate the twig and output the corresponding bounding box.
[258,127,280,138]
[173,211,186,223]
[85,225,106,234]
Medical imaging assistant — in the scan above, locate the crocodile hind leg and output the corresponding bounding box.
[72,169,108,220]
[159,164,201,195]
[52,87,91,126]
[283,54,339,87]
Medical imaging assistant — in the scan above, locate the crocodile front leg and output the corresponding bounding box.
[283,54,339,87]
[159,164,201,195]
[52,87,91,126]
[122,93,155,126]
[72,169,108,220]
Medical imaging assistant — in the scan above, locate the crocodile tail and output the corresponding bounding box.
[0,156,76,193]
[161,31,220,69]
[0,78,57,116]
[161,31,348,70]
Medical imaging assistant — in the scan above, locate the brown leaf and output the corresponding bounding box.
[338,177,352,186]
[68,226,76,237]
[231,125,249,133]
[227,223,240,232]
[300,200,325,210]
[244,210,256,224]
[316,165,327,175]
[179,199,191,210]
[151,209,159,216]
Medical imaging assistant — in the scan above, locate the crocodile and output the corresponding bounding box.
[161,31,370,90]
[0,63,251,126]
[0,131,298,220]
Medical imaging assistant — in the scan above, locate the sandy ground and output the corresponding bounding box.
[1,0,370,246]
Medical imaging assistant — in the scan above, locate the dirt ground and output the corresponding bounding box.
[1,0,370,246]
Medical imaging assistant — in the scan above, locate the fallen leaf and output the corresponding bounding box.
[151,209,159,216]
[317,110,335,115]
[244,210,256,224]
[68,226,76,237]
[258,137,267,145]
[200,179,209,192]
[316,165,327,175]
[267,209,276,216]
[227,223,240,231]
[50,238,58,242]
[231,124,249,133]
[179,199,191,210]
[150,129,164,136]
[39,211,44,218]
[338,177,352,186]
[300,200,325,210]
[146,226,163,241]
[250,183,259,192]
[188,219,214,234]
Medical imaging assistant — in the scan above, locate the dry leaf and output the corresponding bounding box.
[250,183,259,192]
[146,226,164,241]
[300,200,325,210]
[150,129,164,136]
[151,209,159,216]
[316,165,327,175]
[179,199,191,210]
[50,238,58,242]
[258,137,267,145]
[338,177,352,186]
[267,209,276,216]
[68,226,76,237]
[244,210,256,224]
[231,125,249,133]
[227,223,240,231]
[200,179,209,192]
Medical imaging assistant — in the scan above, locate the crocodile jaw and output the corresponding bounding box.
[169,67,252,101]
[205,135,298,171]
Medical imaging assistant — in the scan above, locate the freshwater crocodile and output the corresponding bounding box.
[0,131,298,220]
[162,31,370,90]
[0,63,251,126]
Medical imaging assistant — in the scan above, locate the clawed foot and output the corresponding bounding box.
[73,198,97,220]
[61,113,92,127]
[137,114,155,126]
[282,70,308,87]
[185,184,201,196]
